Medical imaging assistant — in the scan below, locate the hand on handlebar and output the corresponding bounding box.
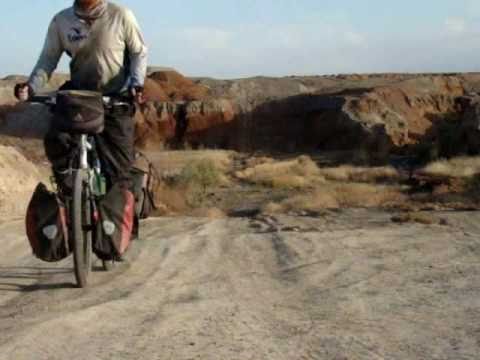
[130,86,145,105]
[14,83,33,102]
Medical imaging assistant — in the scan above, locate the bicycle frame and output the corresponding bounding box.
[29,92,130,286]
[80,135,91,170]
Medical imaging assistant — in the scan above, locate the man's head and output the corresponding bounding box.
[75,0,102,10]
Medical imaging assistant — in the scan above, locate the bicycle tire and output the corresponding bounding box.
[72,169,92,288]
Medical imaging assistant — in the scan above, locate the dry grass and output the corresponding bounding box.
[420,156,480,178]
[154,184,189,214]
[190,207,227,219]
[391,212,441,225]
[153,153,233,212]
[146,150,234,177]
[239,155,406,213]
[236,155,400,190]
[263,182,405,213]
[333,183,405,207]
[244,156,275,168]
[235,155,324,189]
[318,165,400,183]
[148,150,234,213]
[150,152,413,215]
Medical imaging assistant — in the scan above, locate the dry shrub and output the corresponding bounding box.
[284,189,339,210]
[179,159,220,190]
[420,156,480,178]
[318,165,400,183]
[391,212,438,225]
[270,174,311,189]
[268,182,405,213]
[157,156,230,210]
[148,152,235,214]
[262,202,286,214]
[155,181,225,214]
[148,150,233,175]
[191,207,226,219]
[154,184,189,214]
[245,156,275,168]
[333,183,404,207]
[235,155,323,189]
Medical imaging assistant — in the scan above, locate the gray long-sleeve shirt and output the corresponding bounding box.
[28,2,148,95]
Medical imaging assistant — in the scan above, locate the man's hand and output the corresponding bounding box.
[130,86,145,104]
[14,83,32,102]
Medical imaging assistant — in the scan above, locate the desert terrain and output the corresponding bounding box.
[0,71,480,359]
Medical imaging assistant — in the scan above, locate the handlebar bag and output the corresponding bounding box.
[54,90,105,134]
[26,183,71,262]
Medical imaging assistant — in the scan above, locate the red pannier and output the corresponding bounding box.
[26,183,70,262]
[95,183,135,259]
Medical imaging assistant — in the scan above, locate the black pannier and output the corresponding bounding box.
[25,183,71,262]
[53,90,105,134]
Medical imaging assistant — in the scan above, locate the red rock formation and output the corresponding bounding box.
[1,71,479,158]
[148,70,210,101]
[342,76,465,147]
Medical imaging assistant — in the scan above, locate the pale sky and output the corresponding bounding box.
[1,0,480,78]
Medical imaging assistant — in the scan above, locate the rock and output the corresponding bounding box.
[184,74,467,155]
[0,70,478,158]
[452,93,480,155]
[0,74,69,105]
[134,98,235,149]
[143,78,169,102]
[0,145,46,219]
[148,70,210,101]
[0,103,52,139]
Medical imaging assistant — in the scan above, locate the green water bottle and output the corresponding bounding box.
[95,172,107,196]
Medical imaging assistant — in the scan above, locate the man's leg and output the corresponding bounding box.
[44,129,75,193]
[95,107,139,239]
[95,108,135,188]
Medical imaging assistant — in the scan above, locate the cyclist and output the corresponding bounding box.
[15,0,147,194]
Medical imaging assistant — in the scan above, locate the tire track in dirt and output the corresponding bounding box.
[1,211,480,359]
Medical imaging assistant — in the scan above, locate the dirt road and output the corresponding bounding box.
[1,209,480,359]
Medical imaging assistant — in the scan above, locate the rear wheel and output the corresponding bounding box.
[72,169,92,288]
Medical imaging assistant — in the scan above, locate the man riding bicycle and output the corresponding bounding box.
[15,0,147,194]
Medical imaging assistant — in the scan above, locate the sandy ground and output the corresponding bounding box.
[0,145,47,219]
[0,209,480,359]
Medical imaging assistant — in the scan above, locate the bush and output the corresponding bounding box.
[179,159,220,190]
[234,155,323,189]
[177,159,221,207]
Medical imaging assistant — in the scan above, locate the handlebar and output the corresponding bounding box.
[29,95,55,104]
[28,93,132,109]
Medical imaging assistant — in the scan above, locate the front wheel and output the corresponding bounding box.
[72,169,92,288]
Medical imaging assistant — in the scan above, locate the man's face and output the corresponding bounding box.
[76,0,100,10]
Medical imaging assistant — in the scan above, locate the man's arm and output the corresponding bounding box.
[28,16,64,93]
[123,8,148,89]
